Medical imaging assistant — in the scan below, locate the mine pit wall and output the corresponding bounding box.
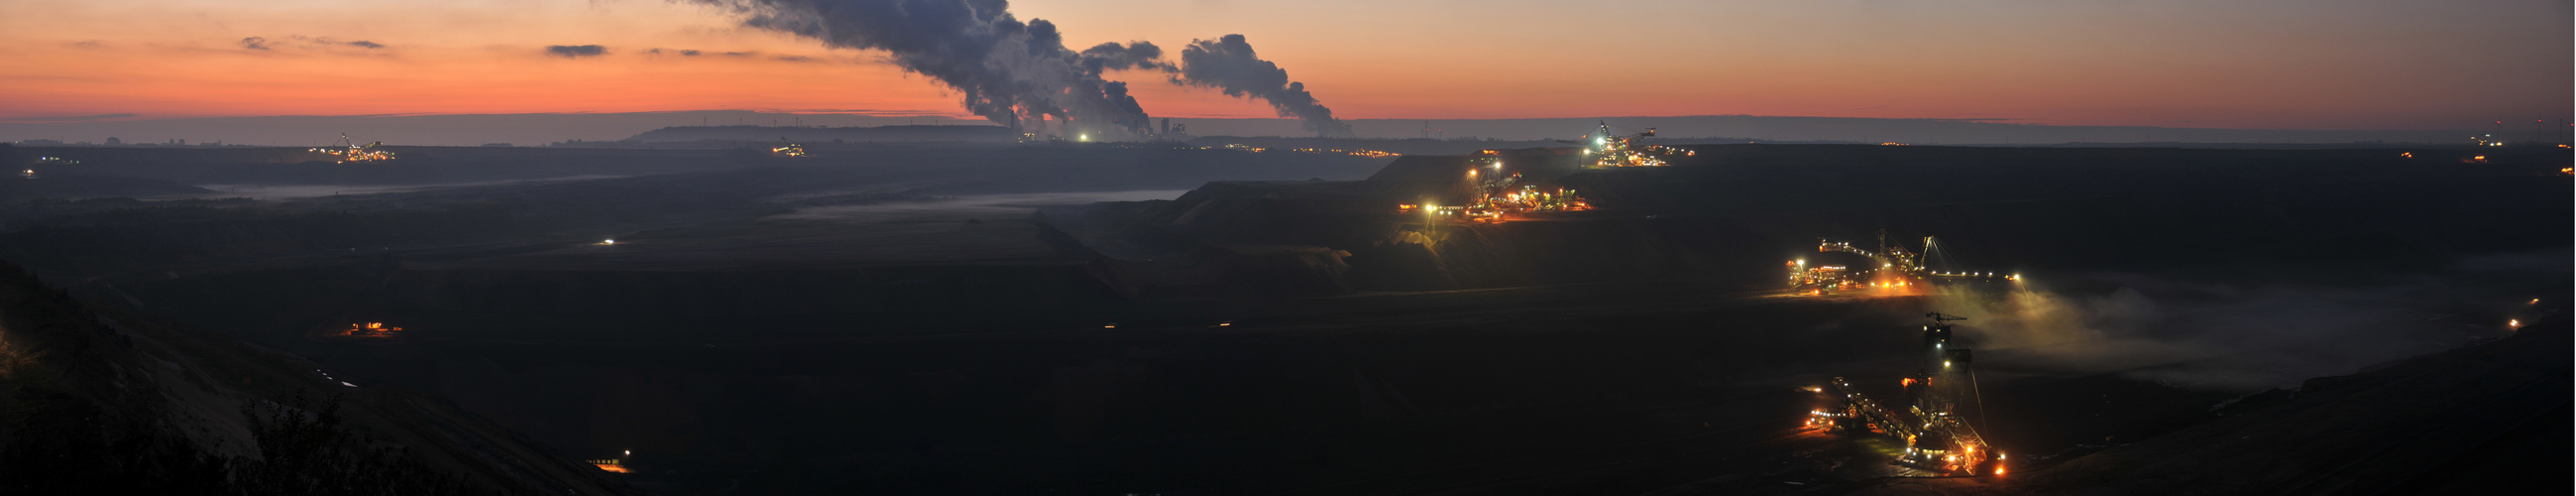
[381,266,1119,317]
[301,296,1941,490]
[104,262,1137,346]
[1342,219,1724,291]
[1176,197,2567,296]
[1083,146,2572,296]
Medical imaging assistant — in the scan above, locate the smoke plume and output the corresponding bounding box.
[1176,35,1351,137]
[690,0,1167,139]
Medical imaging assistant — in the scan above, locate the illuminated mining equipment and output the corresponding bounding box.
[337,321,402,337]
[1816,231,2017,286]
[1577,121,1691,168]
[1785,261,1854,295]
[1208,143,1398,158]
[771,141,808,158]
[308,133,395,164]
[1785,263,1919,295]
[1474,184,1589,219]
[1284,146,1400,158]
[1444,157,1590,222]
[1815,312,2002,476]
[586,458,632,473]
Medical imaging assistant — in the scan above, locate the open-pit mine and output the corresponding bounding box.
[1,134,2567,494]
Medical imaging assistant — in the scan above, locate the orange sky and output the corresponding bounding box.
[2,0,2566,129]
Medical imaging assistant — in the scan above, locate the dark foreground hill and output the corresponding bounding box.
[0,261,633,494]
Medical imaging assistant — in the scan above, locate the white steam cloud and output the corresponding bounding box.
[686,1,1350,139]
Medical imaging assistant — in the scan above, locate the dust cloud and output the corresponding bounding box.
[1922,253,2561,391]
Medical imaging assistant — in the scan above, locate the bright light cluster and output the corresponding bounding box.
[1211,144,1398,158]
[310,134,395,164]
[1582,124,1688,168]
[309,145,394,164]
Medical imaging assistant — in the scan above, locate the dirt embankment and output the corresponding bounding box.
[0,261,636,494]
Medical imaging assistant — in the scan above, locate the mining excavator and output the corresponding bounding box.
[308,133,395,164]
[1558,121,1687,168]
[1814,311,2003,476]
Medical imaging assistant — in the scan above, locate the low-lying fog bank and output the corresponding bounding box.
[1924,248,2566,392]
[770,189,1190,223]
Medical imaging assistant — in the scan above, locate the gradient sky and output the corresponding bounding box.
[2,0,2566,130]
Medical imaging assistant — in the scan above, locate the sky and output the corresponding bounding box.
[1,0,2568,132]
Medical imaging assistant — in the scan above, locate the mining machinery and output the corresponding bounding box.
[308,133,394,164]
[1815,312,2003,476]
[1815,230,2016,284]
[1445,154,1591,222]
[1572,121,1690,168]
[771,139,808,158]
